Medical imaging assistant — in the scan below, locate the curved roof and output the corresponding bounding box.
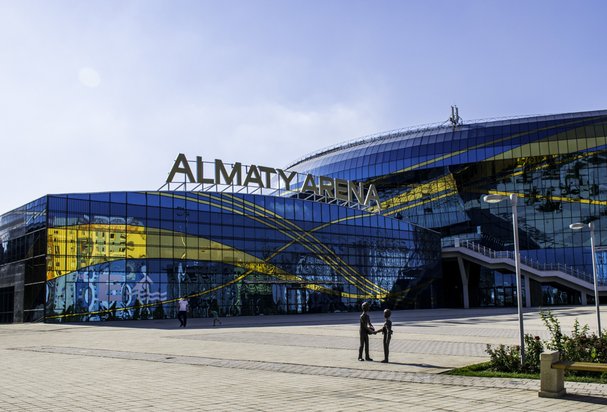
[286,109,607,181]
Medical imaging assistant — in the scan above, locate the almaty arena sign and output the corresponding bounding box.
[166,153,381,210]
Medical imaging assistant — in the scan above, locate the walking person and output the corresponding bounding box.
[177,297,189,327]
[211,309,222,326]
[379,309,393,363]
[358,301,375,361]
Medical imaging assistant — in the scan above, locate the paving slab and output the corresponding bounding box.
[1,306,606,410]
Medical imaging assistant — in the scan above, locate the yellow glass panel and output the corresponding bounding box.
[380,173,457,210]
[47,224,146,280]
[548,141,559,153]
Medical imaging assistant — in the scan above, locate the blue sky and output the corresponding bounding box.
[1,0,606,213]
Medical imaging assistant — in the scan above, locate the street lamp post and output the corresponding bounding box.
[570,221,602,337]
[483,193,525,366]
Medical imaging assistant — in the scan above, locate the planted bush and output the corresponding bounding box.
[486,310,606,374]
[486,334,543,373]
[486,344,520,372]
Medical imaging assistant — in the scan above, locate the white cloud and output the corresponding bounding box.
[137,100,382,166]
[78,67,101,88]
[0,91,383,212]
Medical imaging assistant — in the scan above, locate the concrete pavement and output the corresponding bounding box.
[1,307,606,411]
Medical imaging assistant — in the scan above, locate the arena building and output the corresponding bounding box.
[1,109,606,323]
[288,109,607,309]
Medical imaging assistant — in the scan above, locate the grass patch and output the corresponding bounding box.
[444,362,538,380]
[444,362,607,384]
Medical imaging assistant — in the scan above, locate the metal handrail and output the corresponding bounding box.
[443,238,596,285]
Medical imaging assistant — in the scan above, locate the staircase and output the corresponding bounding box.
[442,239,607,296]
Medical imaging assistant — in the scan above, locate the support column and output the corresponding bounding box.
[457,257,469,309]
[524,275,531,308]
[581,292,588,306]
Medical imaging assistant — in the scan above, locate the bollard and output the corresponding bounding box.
[538,351,565,398]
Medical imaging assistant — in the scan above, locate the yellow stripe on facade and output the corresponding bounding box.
[175,191,387,296]
[393,118,606,174]
[388,191,458,216]
[380,173,458,211]
[219,192,389,295]
[485,136,607,162]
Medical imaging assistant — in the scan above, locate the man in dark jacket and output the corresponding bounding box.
[358,301,375,361]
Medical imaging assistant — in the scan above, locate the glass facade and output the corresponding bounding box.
[1,191,441,322]
[289,110,607,306]
[3,109,607,321]
[0,197,47,322]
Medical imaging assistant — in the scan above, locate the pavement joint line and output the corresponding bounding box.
[10,345,607,397]
[168,331,490,356]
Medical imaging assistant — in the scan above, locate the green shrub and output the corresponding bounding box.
[540,310,563,352]
[541,311,607,364]
[486,343,522,372]
[562,320,592,362]
[485,333,543,373]
[523,334,543,373]
[486,310,607,376]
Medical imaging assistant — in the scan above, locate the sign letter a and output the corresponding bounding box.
[167,153,196,183]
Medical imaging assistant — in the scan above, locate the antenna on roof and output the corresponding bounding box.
[449,105,462,126]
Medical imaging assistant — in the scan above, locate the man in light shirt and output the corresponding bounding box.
[177,297,189,327]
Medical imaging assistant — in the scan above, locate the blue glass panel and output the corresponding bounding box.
[90,201,110,216]
[90,192,110,202]
[146,193,161,206]
[111,192,126,203]
[127,192,147,205]
[48,196,68,212]
[67,193,90,200]
[160,194,173,208]
[110,202,126,216]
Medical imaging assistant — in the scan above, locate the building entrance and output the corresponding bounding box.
[0,286,14,323]
[479,286,517,307]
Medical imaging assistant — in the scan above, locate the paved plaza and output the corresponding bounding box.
[1,307,607,411]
